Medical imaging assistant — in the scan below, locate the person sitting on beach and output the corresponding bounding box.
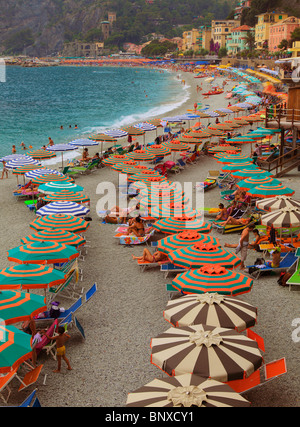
[79,148,91,165]
[219,216,252,227]
[105,208,128,224]
[134,142,141,151]
[1,161,8,179]
[267,247,281,268]
[132,248,168,263]
[216,203,228,220]
[125,216,145,237]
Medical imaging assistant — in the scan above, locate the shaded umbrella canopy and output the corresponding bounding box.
[231,169,273,179]
[119,165,150,175]
[126,373,250,407]
[36,201,90,217]
[111,161,137,172]
[217,154,253,164]
[0,325,33,374]
[172,264,253,296]
[88,134,117,142]
[102,154,130,166]
[157,230,220,254]
[163,292,257,332]
[12,165,45,176]
[256,196,300,212]
[6,158,41,169]
[21,229,86,248]
[168,243,241,269]
[149,203,198,219]
[41,190,90,204]
[162,140,191,151]
[147,119,163,127]
[0,290,47,325]
[205,129,227,137]
[26,149,56,159]
[247,184,295,198]
[130,176,168,190]
[7,241,79,265]
[150,324,263,381]
[236,176,281,190]
[122,126,145,136]
[30,214,90,233]
[68,138,99,147]
[126,150,156,162]
[0,264,66,291]
[24,168,62,180]
[128,170,162,181]
[38,182,84,194]
[146,145,171,157]
[31,174,73,185]
[261,208,300,229]
[221,162,255,172]
[153,217,211,234]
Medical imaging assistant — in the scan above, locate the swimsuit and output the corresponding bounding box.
[57,346,66,357]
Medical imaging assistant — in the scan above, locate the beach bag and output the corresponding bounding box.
[278,272,291,287]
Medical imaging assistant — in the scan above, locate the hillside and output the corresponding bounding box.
[0,0,237,56]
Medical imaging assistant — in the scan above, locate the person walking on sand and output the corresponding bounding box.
[1,161,8,179]
[45,326,72,373]
[225,223,255,270]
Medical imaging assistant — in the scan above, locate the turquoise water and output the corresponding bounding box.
[0,66,189,160]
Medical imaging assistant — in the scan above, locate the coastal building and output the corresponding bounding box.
[289,40,300,58]
[108,12,116,25]
[255,11,289,50]
[226,25,254,55]
[234,0,253,20]
[269,16,300,52]
[196,26,212,51]
[182,29,200,52]
[211,20,240,49]
[101,21,111,40]
[61,42,104,58]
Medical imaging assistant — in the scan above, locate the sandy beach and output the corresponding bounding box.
[2,67,300,408]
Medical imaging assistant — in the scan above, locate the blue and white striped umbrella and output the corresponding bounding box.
[134,123,157,132]
[216,108,235,114]
[0,154,29,162]
[68,139,99,147]
[5,157,41,169]
[162,116,183,123]
[38,182,84,194]
[36,201,90,217]
[233,103,254,109]
[104,129,128,138]
[25,168,63,180]
[204,111,220,117]
[46,144,77,152]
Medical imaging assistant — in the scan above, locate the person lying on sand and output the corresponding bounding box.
[132,248,168,263]
[219,216,252,227]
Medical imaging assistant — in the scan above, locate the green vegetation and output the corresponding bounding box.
[4,28,35,54]
[141,39,177,56]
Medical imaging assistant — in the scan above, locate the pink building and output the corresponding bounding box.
[269,16,300,52]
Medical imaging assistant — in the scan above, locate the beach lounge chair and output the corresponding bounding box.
[136,258,169,272]
[35,319,59,360]
[117,229,155,246]
[17,389,42,407]
[0,367,44,405]
[0,367,19,404]
[247,252,298,279]
[160,263,186,279]
[67,159,100,176]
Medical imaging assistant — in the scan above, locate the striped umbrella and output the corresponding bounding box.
[217,154,253,164]
[149,203,198,219]
[221,162,256,172]
[177,137,208,144]
[138,186,184,200]
[24,168,62,180]
[102,154,130,166]
[256,196,300,212]
[168,244,241,269]
[205,129,227,137]
[26,149,56,160]
[7,241,79,265]
[21,229,86,248]
[126,373,250,407]
[111,161,137,172]
[172,264,253,296]
[122,126,145,136]
[146,145,171,157]
[140,191,188,208]
[226,137,256,144]
[209,124,234,131]
[147,119,163,127]
[31,174,73,185]
[6,158,41,170]
[0,154,28,162]
[36,201,90,217]
[46,144,77,168]
[128,170,162,181]
[104,129,128,138]
[130,176,168,191]
[0,291,47,325]
[163,293,257,332]
[247,184,295,199]
[182,132,211,139]
[153,217,211,234]
[68,138,99,147]
[38,182,84,194]
[12,165,45,176]
[88,134,117,142]
[0,325,33,374]
[261,208,300,229]
[134,123,157,132]
[127,150,156,162]
[119,165,150,175]
[162,140,191,151]
[0,264,66,291]
[231,169,273,179]
[30,214,90,233]
[157,231,220,254]
[41,190,90,203]
[150,324,263,381]
[236,177,281,190]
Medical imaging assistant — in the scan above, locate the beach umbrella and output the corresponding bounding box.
[172,264,253,296]
[26,149,56,160]
[31,174,73,185]
[226,136,256,144]
[119,165,150,175]
[163,292,257,332]
[209,124,233,132]
[224,120,242,128]
[236,177,281,190]
[149,203,198,219]
[0,291,47,325]
[41,190,90,204]
[126,373,250,407]
[208,145,240,154]
[122,126,145,136]
[36,201,90,217]
[111,161,137,172]
[30,214,90,233]
[139,190,187,206]
[38,182,84,194]
[104,129,128,138]
[134,123,157,132]
[138,186,184,199]
[247,184,295,199]
[12,165,45,176]
[7,241,79,265]
[216,108,235,114]
[0,264,66,291]
[127,150,156,162]
[24,168,62,180]
[261,208,300,229]
[146,119,163,127]
[89,134,117,142]
[0,325,33,374]
[130,176,169,191]
[217,154,253,164]
[205,129,227,137]
[46,144,77,168]
[21,229,86,248]
[157,231,220,254]
[102,154,130,166]
[221,162,255,172]
[231,169,272,179]
[182,132,211,140]
[153,217,211,234]
[256,196,300,212]
[150,324,263,381]
[168,243,241,269]
[6,158,41,170]
[0,154,28,162]
[146,145,171,157]
[68,138,99,147]
[128,170,162,181]
[162,140,191,151]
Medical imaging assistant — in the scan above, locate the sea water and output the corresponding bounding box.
[0,65,189,163]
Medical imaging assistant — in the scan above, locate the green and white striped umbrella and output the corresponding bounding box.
[157,231,220,254]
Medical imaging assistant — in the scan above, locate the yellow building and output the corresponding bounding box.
[211,20,240,49]
[255,12,288,49]
[289,40,300,58]
[182,29,200,52]
[196,26,212,51]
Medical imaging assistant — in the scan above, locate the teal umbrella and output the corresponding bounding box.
[0,291,46,325]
